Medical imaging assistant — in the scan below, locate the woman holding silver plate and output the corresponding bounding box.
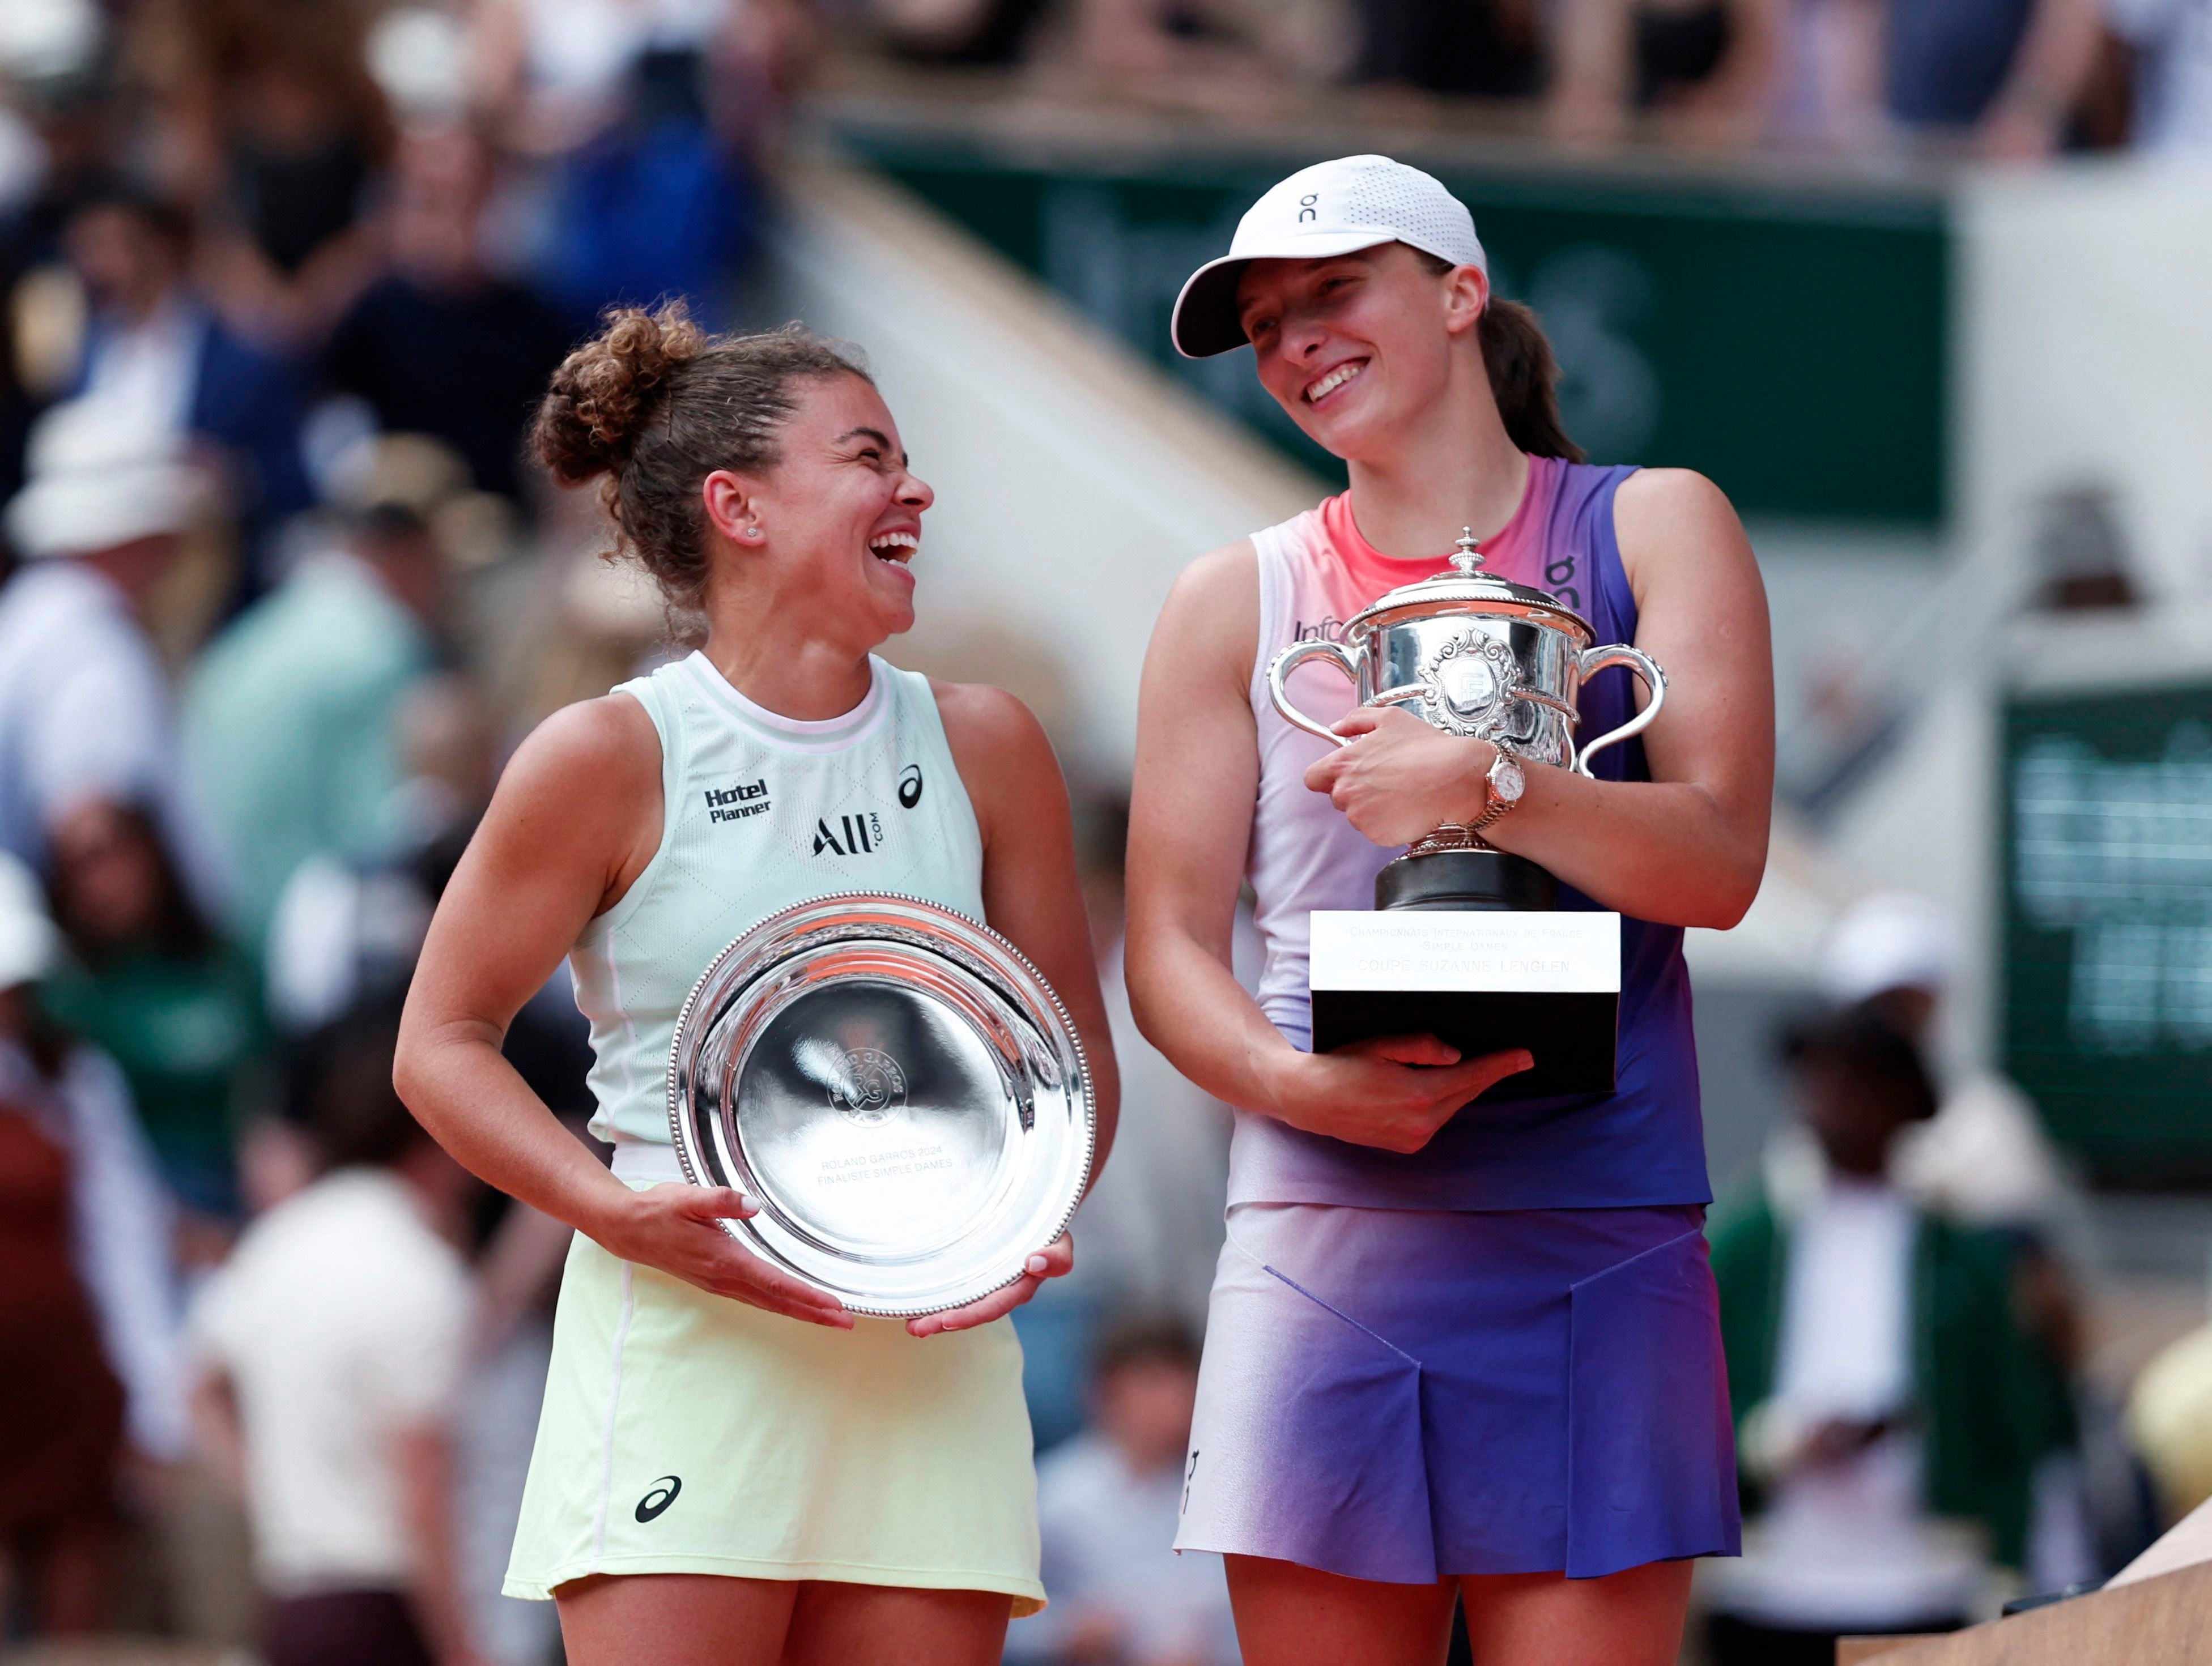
[1126,156,1773,1664]
[395,304,1117,1664]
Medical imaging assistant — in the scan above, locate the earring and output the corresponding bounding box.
[742,526,763,543]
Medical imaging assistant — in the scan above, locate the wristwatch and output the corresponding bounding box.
[1467,745,1525,841]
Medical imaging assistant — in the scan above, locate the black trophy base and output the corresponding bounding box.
[1375,847,1558,912]
[1311,989,1618,1101]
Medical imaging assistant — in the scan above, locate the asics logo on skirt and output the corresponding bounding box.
[635,1476,682,1522]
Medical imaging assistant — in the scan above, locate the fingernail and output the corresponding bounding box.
[1027,1254,1049,1274]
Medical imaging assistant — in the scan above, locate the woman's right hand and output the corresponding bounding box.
[1261,1037,1533,1154]
[594,1184,853,1329]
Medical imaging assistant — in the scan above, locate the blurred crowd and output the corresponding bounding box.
[3,2,2211,1665]
[0,7,1232,1652]
[0,0,789,1657]
[846,0,2209,162]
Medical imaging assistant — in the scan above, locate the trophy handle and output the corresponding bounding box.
[1571,645,1667,779]
[1266,637,1362,747]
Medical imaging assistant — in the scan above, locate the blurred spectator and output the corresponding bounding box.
[1066,796,1231,1328]
[2028,483,2138,613]
[472,0,812,156]
[1007,1315,1237,1666]
[0,853,189,1536]
[2129,1323,2212,1526]
[1821,894,2082,1251]
[1057,0,1355,90]
[324,130,571,502]
[186,1000,483,1666]
[39,799,268,1233]
[0,0,113,274]
[151,0,394,342]
[0,849,129,1635]
[1873,0,2103,156]
[471,0,767,329]
[864,0,1055,65]
[2104,0,2212,154]
[1353,0,1541,96]
[56,184,314,585]
[539,61,755,330]
[1703,1007,2075,1664]
[1547,0,1785,146]
[0,396,223,909]
[183,492,446,952]
[261,674,496,1034]
[1007,792,1237,1448]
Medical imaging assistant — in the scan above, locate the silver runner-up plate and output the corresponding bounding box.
[666,894,1095,1316]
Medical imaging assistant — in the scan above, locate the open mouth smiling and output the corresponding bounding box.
[868,529,918,565]
[1303,359,1368,404]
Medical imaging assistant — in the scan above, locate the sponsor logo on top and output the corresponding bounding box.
[813,813,884,857]
[704,778,771,823]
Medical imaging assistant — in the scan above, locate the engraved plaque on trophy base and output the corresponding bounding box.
[1308,910,1620,1101]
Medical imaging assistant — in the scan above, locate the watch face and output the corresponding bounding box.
[1491,755,1526,802]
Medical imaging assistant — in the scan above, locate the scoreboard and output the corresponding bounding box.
[2002,682,2212,1186]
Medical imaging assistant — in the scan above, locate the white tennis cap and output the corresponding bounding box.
[0,851,58,989]
[5,395,211,560]
[1171,155,1486,359]
[1821,893,1955,1005]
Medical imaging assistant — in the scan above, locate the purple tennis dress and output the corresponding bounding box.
[1173,457,1741,1582]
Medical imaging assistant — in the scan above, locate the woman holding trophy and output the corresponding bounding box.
[1126,156,1773,1665]
[395,305,1117,1664]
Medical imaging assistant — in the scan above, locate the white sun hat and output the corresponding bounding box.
[1820,893,1956,1006]
[5,395,213,561]
[1171,154,1486,359]
[0,851,59,989]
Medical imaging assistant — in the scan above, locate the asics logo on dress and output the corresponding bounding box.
[704,779,771,823]
[635,1476,682,1522]
[897,764,924,808]
[813,813,883,857]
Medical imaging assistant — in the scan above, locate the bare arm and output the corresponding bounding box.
[1546,0,1637,144]
[911,683,1122,1335]
[188,1369,248,1501]
[1670,0,1789,140]
[1125,546,1532,1156]
[394,694,850,1328]
[1306,468,1773,929]
[1980,0,2100,157]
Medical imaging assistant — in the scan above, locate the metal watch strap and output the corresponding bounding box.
[1466,750,1518,837]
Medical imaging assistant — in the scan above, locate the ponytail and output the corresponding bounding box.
[1411,249,1584,463]
[1478,299,1584,464]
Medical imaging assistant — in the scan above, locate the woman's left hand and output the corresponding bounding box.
[1303,706,1489,847]
[905,1233,1074,1339]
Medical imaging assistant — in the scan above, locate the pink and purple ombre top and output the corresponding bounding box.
[1239,455,1710,1212]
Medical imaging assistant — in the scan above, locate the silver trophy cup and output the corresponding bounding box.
[1268,531,1666,910]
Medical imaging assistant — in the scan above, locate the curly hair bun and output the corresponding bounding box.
[533,301,710,485]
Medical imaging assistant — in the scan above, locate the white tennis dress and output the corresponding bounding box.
[505,651,1044,1612]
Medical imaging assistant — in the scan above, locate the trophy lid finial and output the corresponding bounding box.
[1449,527,1484,574]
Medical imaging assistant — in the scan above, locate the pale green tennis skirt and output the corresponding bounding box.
[505,1209,1044,1614]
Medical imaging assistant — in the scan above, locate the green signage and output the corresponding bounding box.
[2002,684,2212,1185]
[835,130,1949,526]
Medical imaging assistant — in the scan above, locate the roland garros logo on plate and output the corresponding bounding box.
[830,1047,908,1126]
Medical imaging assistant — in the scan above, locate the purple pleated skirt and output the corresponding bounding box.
[1173,1201,1740,1583]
